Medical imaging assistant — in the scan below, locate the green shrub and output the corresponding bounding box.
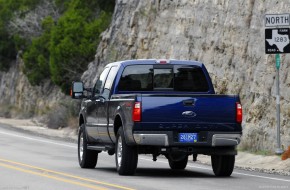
[48,0,114,93]
[23,16,53,85]
[0,0,41,71]
[49,9,112,93]
[22,0,115,93]
[1,0,115,92]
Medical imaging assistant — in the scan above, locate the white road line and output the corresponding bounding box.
[139,158,290,183]
[1,130,289,183]
[232,172,290,182]
[0,131,76,149]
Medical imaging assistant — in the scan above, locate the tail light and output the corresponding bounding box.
[236,102,243,123]
[133,102,141,122]
[156,59,170,64]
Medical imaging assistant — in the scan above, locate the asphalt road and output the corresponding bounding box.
[0,124,289,190]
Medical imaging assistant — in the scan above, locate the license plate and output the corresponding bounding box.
[179,133,198,143]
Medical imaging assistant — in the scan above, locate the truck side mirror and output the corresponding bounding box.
[71,81,84,99]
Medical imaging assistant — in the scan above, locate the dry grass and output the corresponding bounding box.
[67,116,79,129]
[46,100,80,129]
[282,146,290,160]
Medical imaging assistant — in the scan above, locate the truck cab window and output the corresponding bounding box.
[103,66,118,99]
[94,67,109,96]
[154,68,173,89]
[119,65,153,91]
[118,64,209,92]
[174,66,209,92]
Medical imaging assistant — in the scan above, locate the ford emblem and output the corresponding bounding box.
[182,111,197,117]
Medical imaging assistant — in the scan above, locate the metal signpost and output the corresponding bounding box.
[265,13,290,155]
[275,54,283,155]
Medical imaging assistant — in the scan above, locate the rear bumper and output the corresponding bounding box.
[133,131,242,147]
[133,134,169,146]
[212,134,241,146]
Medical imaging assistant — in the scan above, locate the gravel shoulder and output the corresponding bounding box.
[0,117,289,176]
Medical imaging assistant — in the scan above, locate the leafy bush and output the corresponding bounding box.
[23,16,54,85]
[49,9,112,93]
[23,0,115,93]
[0,0,41,71]
[0,33,17,71]
[1,0,115,93]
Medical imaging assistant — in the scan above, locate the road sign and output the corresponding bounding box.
[265,13,290,27]
[264,14,287,155]
[265,28,290,54]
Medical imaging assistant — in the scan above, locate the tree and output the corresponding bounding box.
[23,16,54,85]
[49,0,114,93]
[0,0,41,71]
[1,0,115,94]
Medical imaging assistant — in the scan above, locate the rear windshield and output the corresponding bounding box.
[118,65,209,92]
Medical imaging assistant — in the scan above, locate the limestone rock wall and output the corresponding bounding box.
[82,0,290,152]
[0,58,66,118]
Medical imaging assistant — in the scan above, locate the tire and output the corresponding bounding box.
[78,124,98,168]
[211,155,235,177]
[168,155,188,170]
[115,127,138,175]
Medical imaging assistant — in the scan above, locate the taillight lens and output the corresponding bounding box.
[236,102,242,123]
[156,59,170,64]
[133,102,141,122]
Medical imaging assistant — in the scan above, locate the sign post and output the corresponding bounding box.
[275,54,283,155]
[265,13,290,155]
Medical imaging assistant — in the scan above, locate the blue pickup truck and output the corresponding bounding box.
[71,59,243,176]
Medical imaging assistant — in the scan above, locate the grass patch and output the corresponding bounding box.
[46,100,79,129]
[237,147,274,156]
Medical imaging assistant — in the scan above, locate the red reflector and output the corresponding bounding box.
[133,102,141,122]
[236,103,242,123]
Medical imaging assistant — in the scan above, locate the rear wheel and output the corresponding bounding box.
[211,155,235,176]
[168,155,188,170]
[78,124,98,168]
[115,127,138,175]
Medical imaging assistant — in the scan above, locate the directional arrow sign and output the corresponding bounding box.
[265,28,290,54]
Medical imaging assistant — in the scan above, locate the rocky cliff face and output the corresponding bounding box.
[82,0,290,152]
[0,57,66,118]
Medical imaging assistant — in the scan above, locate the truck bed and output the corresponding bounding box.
[135,94,241,132]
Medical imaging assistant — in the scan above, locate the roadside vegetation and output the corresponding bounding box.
[0,0,115,93]
[0,0,114,129]
[0,0,39,71]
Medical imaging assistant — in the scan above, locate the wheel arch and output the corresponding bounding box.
[79,114,90,143]
[113,113,136,145]
[114,114,123,137]
[79,114,85,127]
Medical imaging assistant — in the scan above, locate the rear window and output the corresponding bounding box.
[118,65,209,92]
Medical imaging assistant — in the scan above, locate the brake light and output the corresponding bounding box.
[236,102,242,123]
[156,59,170,64]
[133,102,141,122]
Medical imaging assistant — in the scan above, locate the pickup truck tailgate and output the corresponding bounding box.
[137,94,240,132]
